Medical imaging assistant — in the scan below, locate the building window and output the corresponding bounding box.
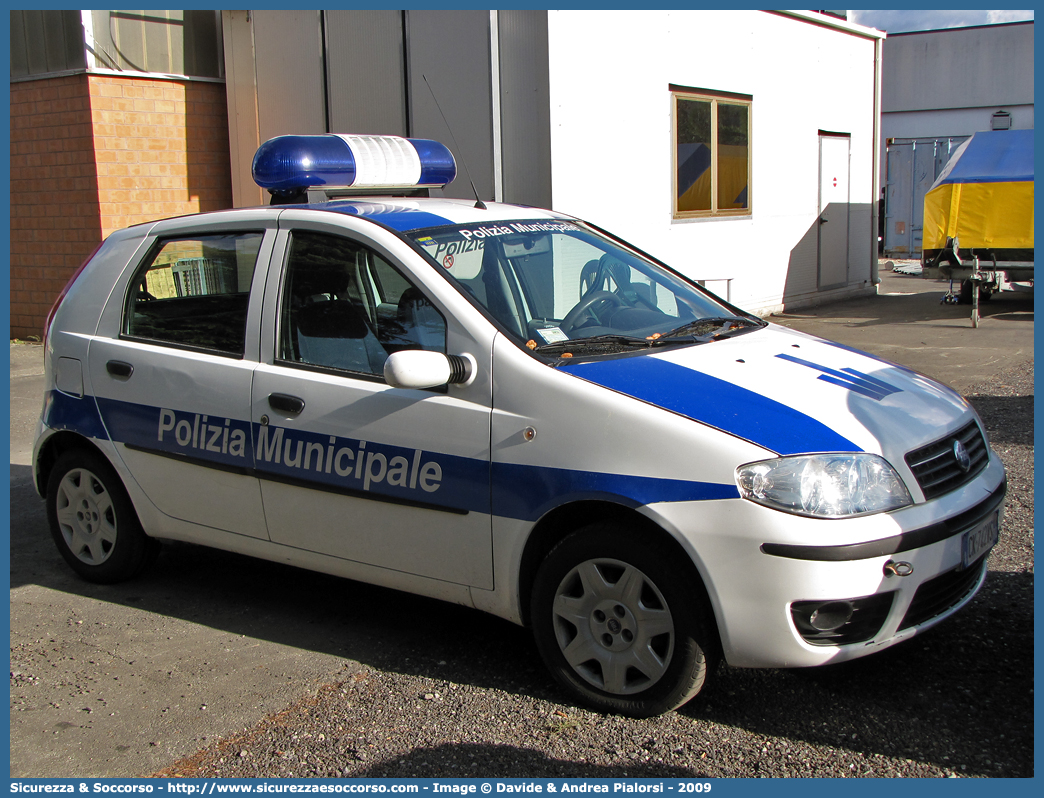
[89,10,224,78]
[672,86,752,218]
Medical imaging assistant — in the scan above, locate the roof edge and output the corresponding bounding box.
[767,10,886,39]
[887,19,1033,37]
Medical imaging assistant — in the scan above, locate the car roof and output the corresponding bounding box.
[129,197,574,236]
[295,196,573,233]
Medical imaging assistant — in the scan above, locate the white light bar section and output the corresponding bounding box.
[333,135,422,188]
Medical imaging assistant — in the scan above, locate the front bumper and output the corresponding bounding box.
[644,455,1006,668]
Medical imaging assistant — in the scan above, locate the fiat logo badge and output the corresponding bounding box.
[953,439,972,471]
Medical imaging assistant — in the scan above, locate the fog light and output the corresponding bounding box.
[791,593,894,646]
[809,601,854,631]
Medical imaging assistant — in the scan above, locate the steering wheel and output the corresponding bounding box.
[560,291,626,333]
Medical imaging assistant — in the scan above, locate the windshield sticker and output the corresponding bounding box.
[457,221,580,241]
[535,327,569,344]
[423,237,484,260]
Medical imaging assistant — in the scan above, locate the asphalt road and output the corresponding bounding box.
[8,271,1034,778]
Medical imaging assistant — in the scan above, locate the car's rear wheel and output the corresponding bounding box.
[531,521,717,717]
[46,449,159,583]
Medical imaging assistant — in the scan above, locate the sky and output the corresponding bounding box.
[848,9,1034,33]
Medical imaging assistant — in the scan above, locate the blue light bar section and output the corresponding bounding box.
[252,134,456,191]
[411,139,458,187]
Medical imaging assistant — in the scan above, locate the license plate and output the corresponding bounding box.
[962,511,999,568]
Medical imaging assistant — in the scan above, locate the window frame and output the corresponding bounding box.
[671,85,753,220]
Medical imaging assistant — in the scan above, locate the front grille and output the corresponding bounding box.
[898,558,986,631]
[905,421,989,500]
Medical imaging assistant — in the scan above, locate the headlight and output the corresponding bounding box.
[736,453,912,518]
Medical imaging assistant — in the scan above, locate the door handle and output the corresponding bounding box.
[106,360,133,378]
[268,393,305,415]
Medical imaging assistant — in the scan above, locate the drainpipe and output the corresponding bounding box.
[490,10,504,202]
[871,33,885,286]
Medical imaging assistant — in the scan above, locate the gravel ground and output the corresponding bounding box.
[153,362,1034,780]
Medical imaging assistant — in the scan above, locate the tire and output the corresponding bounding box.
[959,280,973,304]
[531,522,718,717]
[959,280,994,304]
[46,449,159,583]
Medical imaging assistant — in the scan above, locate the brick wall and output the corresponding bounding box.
[89,76,232,237]
[10,74,101,339]
[9,73,233,340]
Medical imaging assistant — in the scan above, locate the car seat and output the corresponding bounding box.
[293,299,388,374]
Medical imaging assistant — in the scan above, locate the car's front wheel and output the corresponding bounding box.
[46,449,159,583]
[531,522,717,717]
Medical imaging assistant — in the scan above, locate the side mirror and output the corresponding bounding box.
[383,350,474,390]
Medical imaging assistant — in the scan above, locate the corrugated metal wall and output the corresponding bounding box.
[222,9,552,209]
[406,10,496,202]
[252,10,326,142]
[883,137,968,257]
[883,23,1033,113]
[10,10,86,77]
[325,10,408,136]
[498,10,552,209]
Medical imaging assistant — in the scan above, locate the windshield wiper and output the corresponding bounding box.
[534,334,655,356]
[533,317,765,358]
[658,316,765,341]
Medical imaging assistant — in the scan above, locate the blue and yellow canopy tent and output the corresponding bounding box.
[922,128,1034,266]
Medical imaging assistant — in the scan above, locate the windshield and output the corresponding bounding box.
[408,220,761,354]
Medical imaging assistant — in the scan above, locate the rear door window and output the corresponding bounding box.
[124,232,264,356]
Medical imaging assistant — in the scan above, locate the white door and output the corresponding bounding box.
[250,226,495,588]
[818,134,851,289]
[89,228,272,539]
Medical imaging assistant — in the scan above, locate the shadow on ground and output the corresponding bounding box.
[11,459,1034,777]
[776,277,1033,328]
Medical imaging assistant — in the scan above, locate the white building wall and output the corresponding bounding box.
[546,10,881,315]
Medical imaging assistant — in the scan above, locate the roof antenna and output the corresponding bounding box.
[422,74,487,210]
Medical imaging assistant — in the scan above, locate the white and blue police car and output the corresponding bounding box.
[35,134,1005,717]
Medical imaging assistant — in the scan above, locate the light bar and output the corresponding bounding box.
[252,134,457,192]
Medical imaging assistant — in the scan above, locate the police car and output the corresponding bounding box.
[35,134,1005,717]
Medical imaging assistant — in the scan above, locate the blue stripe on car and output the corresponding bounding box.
[43,390,109,440]
[82,396,737,522]
[559,356,861,456]
[775,353,902,401]
[491,462,738,522]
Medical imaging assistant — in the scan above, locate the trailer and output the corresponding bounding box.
[921,129,1034,325]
